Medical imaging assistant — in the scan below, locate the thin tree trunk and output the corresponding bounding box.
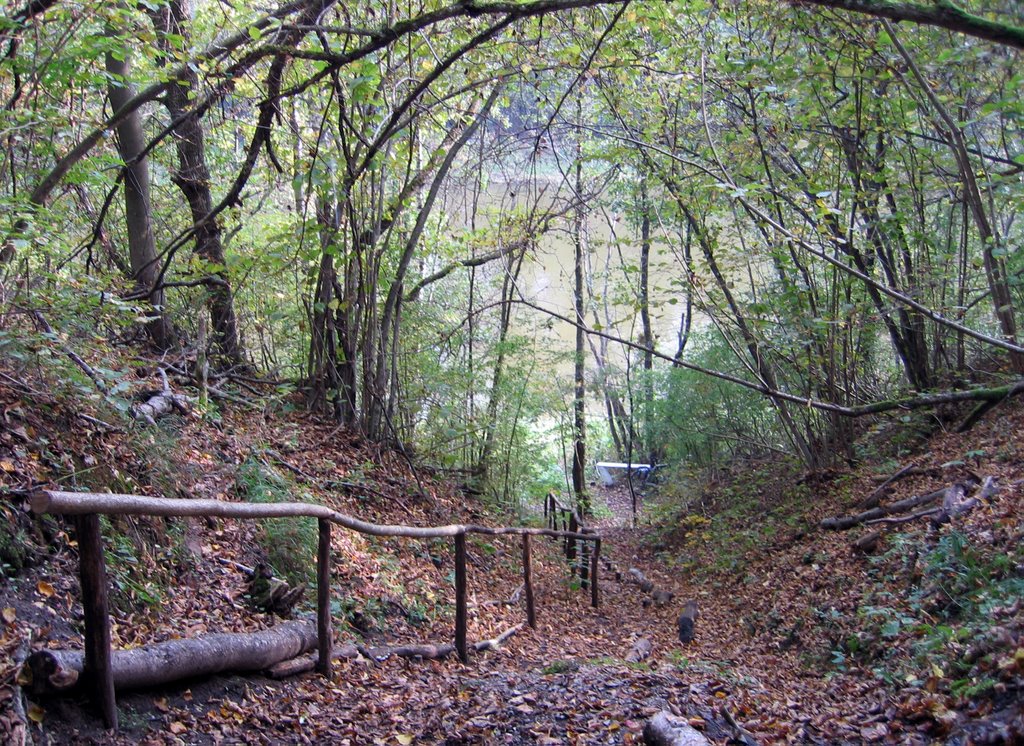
[105,45,175,351]
[572,154,588,514]
[887,22,1022,373]
[638,181,655,463]
[151,0,244,366]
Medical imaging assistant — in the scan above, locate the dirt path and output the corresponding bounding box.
[24,481,840,745]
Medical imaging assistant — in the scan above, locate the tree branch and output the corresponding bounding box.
[795,0,1024,49]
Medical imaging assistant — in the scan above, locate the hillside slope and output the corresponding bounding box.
[1,368,1022,744]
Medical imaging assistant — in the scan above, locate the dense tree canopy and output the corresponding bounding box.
[1,0,1021,504]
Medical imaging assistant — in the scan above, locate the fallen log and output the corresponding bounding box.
[976,475,1000,503]
[266,624,523,678]
[852,530,882,554]
[930,479,992,526]
[265,644,359,679]
[866,478,996,528]
[643,711,711,746]
[628,567,655,593]
[868,507,943,527]
[26,620,316,695]
[858,462,920,509]
[132,369,190,425]
[626,637,652,663]
[821,486,959,530]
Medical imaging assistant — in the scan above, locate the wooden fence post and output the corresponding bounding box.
[454,531,468,663]
[521,535,536,629]
[579,536,590,590]
[75,514,117,731]
[316,519,332,677]
[590,538,601,608]
[567,514,578,561]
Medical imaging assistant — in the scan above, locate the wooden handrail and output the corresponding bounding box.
[31,488,602,730]
[33,490,598,542]
[543,492,601,604]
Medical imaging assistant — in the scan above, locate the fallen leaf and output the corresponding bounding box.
[36,580,55,597]
[27,704,45,723]
[169,721,188,734]
[2,607,15,624]
[396,735,413,745]
[154,697,170,713]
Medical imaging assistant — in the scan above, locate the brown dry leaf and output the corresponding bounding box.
[35,580,55,597]
[1,607,15,624]
[168,721,188,735]
[15,665,31,686]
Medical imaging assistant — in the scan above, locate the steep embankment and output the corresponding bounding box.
[1,370,1022,744]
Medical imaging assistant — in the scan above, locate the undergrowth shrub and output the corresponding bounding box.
[0,502,32,577]
[236,457,316,588]
[99,515,191,614]
[833,529,1024,696]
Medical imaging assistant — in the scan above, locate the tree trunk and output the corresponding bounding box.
[678,200,817,467]
[888,23,1022,374]
[105,45,175,351]
[27,620,317,695]
[477,244,529,480]
[150,0,244,366]
[370,89,498,440]
[572,155,588,515]
[638,182,655,463]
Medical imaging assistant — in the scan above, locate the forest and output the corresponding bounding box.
[0,0,1022,743]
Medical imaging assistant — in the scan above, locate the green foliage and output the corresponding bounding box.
[0,503,32,578]
[830,530,1024,695]
[541,659,580,675]
[100,515,192,614]
[103,524,165,612]
[648,458,813,579]
[651,330,783,469]
[235,458,317,588]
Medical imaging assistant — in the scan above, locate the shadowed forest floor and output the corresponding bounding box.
[1,377,1022,744]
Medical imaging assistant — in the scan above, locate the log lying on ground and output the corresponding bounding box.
[870,476,998,528]
[132,369,190,425]
[821,484,967,530]
[643,711,711,746]
[628,567,655,593]
[626,638,652,663]
[27,620,316,695]
[266,624,523,678]
[858,462,920,509]
[825,477,996,531]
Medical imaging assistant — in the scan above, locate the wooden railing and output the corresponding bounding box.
[543,492,600,605]
[30,489,601,731]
